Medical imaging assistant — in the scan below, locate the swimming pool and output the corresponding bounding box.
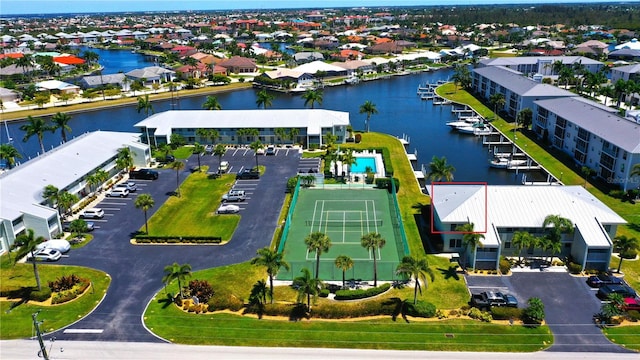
[351,157,377,173]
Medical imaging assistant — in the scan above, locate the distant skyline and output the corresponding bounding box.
[0,0,630,16]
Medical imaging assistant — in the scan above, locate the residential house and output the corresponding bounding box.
[217,56,257,74]
[125,66,176,86]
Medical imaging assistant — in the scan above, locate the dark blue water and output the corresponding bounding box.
[5,69,532,185]
[77,46,156,74]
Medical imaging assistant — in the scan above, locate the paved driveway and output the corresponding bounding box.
[50,147,303,342]
[466,272,633,353]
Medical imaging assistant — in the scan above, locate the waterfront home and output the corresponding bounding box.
[258,68,315,89]
[134,109,350,148]
[0,131,149,251]
[125,66,176,85]
[429,185,626,272]
[35,80,80,94]
[79,73,128,90]
[532,96,640,191]
[217,56,257,74]
[478,56,604,77]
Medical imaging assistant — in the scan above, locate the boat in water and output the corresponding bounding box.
[489,157,528,169]
[446,116,482,129]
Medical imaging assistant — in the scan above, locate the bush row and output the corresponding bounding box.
[404,300,437,318]
[135,236,222,244]
[207,290,244,312]
[468,307,493,322]
[334,283,391,300]
[30,287,52,302]
[491,306,524,320]
[374,178,400,193]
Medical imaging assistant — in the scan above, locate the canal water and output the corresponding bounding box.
[76,46,157,74]
[4,68,539,185]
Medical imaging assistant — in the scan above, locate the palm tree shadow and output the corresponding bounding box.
[628,222,640,233]
[437,266,460,281]
[383,297,409,323]
[158,293,174,309]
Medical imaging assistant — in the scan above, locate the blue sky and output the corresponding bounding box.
[0,0,629,16]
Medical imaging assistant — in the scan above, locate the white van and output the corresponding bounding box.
[222,190,246,202]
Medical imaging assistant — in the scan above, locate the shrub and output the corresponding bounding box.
[374,177,400,193]
[187,279,214,303]
[491,306,523,320]
[318,288,330,298]
[30,287,52,302]
[309,299,396,319]
[207,290,244,311]
[354,134,362,143]
[621,249,637,260]
[404,300,437,318]
[286,176,299,193]
[499,257,511,275]
[568,262,582,274]
[468,307,492,322]
[334,283,390,300]
[522,297,545,325]
[48,274,82,292]
[609,190,625,199]
[626,310,640,322]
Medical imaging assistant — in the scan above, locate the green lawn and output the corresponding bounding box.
[144,171,239,239]
[145,262,551,351]
[602,254,640,351]
[0,254,111,338]
[436,83,640,241]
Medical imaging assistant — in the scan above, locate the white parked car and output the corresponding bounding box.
[36,239,71,254]
[221,190,246,202]
[256,147,265,155]
[217,204,240,214]
[218,161,229,173]
[27,248,62,262]
[115,181,137,192]
[106,187,129,197]
[80,208,104,219]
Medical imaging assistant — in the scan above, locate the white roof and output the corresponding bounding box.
[0,131,143,222]
[292,61,346,74]
[429,185,626,248]
[35,80,79,91]
[615,38,640,50]
[135,110,350,137]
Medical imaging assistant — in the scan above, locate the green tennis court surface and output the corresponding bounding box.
[277,187,407,281]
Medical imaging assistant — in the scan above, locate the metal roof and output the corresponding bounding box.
[135,109,350,137]
[0,131,143,221]
[428,185,625,248]
[535,97,640,153]
[473,66,577,98]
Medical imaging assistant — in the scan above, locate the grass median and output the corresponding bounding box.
[143,171,239,239]
[144,261,551,351]
[0,254,111,338]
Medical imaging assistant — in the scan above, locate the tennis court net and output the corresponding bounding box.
[306,219,383,227]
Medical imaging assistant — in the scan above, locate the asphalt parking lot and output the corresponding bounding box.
[51,146,307,342]
[466,272,633,353]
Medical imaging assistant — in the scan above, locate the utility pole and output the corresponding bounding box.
[32,311,49,360]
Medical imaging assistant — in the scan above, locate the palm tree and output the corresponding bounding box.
[426,155,455,182]
[288,128,300,144]
[455,222,485,270]
[42,184,59,207]
[193,142,205,171]
[360,232,386,287]
[213,144,226,173]
[255,89,274,109]
[302,89,323,109]
[275,128,288,145]
[14,229,46,290]
[542,214,574,245]
[304,232,332,279]
[250,140,264,170]
[396,255,435,304]
[202,95,222,110]
[293,267,322,311]
[340,151,357,178]
[68,219,89,239]
[359,100,378,133]
[116,146,134,173]
[613,235,639,273]
[15,54,34,80]
[136,94,154,116]
[20,116,50,154]
[511,231,535,264]
[489,93,505,119]
[162,262,192,299]
[135,193,155,234]
[251,247,290,304]
[451,63,471,92]
[57,191,78,217]
[0,144,22,169]
[334,255,354,289]
[167,160,185,197]
[50,112,72,143]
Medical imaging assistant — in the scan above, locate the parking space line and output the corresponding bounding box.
[243,148,250,156]
[102,210,119,213]
[100,202,128,205]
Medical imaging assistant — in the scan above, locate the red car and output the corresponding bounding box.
[623,297,640,311]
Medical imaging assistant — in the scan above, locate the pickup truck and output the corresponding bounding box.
[129,168,159,180]
[470,291,517,309]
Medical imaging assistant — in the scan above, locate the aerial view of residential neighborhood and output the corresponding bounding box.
[1,1,640,359]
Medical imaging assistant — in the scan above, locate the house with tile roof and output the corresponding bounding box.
[217,56,257,74]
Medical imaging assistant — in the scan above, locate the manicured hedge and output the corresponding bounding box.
[135,235,222,244]
[51,281,91,304]
[334,283,391,300]
[375,177,400,193]
[491,306,523,320]
[207,290,244,311]
[30,287,52,302]
[404,300,437,318]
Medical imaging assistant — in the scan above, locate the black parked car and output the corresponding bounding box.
[129,168,159,180]
[587,274,624,288]
[236,169,260,180]
[597,284,637,300]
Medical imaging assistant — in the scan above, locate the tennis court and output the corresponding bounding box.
[277,186,408,281]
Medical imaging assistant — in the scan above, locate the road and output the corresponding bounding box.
[3,340,639,360]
